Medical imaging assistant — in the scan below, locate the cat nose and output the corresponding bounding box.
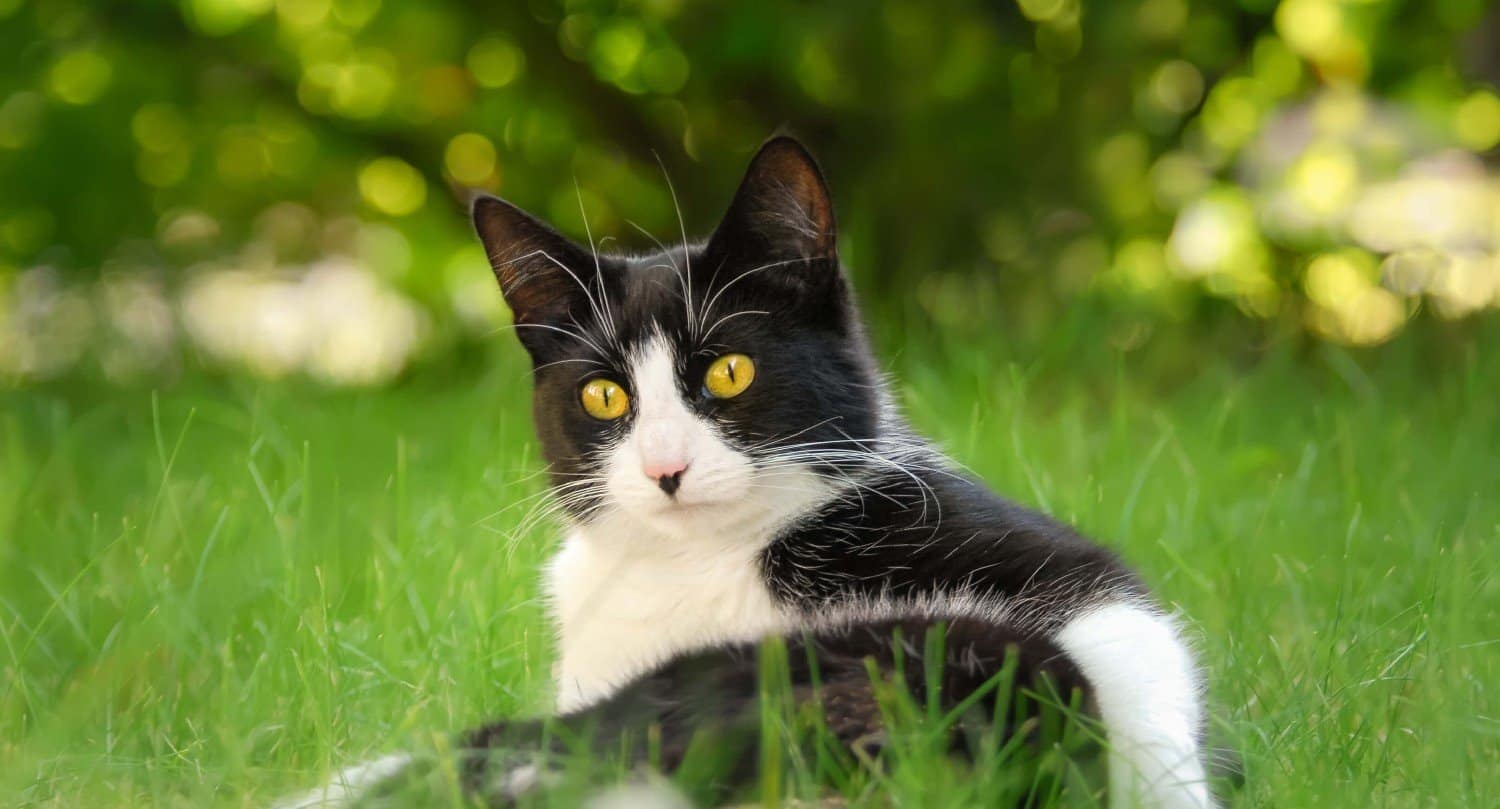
[642,461,688,496]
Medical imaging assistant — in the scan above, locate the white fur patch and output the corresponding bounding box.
[548,518,794,712]
[493,761,548,797]
[625,338,695,477]
[1056,603,1213,809]
[552,334,837,711]
[271,753,414,808]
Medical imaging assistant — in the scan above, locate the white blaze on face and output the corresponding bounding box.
[628,338,707,484]
[604,335,753,528]
[598,332,831,545]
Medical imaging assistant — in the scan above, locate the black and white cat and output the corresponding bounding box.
[283,138,1215,808]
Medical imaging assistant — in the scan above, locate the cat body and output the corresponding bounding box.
[280,138,1216,808]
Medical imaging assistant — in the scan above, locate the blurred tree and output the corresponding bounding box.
[0,0,1496,383]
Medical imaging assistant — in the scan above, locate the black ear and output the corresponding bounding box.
[471,194,593,327]
[708,136,837,272]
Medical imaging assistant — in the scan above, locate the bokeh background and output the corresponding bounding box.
[1,0,1496,386]
[2,1,1499,806]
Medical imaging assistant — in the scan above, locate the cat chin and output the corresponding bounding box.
[645,497,728,517]
[613,499,769,544]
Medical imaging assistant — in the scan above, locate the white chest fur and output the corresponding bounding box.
[545,528,791,713]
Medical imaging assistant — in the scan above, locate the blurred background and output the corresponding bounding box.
[1,0,1496,389]
[3,4,1498,804]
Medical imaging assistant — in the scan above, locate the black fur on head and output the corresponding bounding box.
[471,137,885,519]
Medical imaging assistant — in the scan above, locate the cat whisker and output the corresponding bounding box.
[532,357,608,373]
[573,177,620,346]
[698,309,770,343]
[696,256,808,332]
[509,322,610,359]
[756,446,943,527]
[652,151,697,340]
[625,220,681,275]
[744,417,848,452]
[493,247,616,350]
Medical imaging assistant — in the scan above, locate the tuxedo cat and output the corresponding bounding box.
[283,137,1215,808]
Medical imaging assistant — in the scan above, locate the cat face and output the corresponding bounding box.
[473,138,884,542]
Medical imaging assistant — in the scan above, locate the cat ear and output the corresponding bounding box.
[471,194,593,326]
[709,136,837,271]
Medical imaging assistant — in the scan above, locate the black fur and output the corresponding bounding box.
[460,619,1092,804]
[453,137,1162,804]
[763,469,1147,632]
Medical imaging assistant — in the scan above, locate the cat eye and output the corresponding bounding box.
[703,353,756,399]
[580,379,629,420]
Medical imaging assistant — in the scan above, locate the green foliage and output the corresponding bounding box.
[0,0,1495,387]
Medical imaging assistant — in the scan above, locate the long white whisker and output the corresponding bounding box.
[699,309,770,342]
[697,257,808,331]
[693,256,730,338]
[626,219,680,275]
[654,151,695,339]
[496,247,614,350]
[574,178,618,345]
[753,439,947,527]
[511,322,609,358]
[744,417,847,451]
[532,357,607,373]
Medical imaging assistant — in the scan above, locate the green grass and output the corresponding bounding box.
[2,323,1496,807]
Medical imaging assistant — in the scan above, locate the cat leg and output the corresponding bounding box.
[1055,602,1214,809]
[270,753,416,808]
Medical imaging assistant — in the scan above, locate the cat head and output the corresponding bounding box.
[473,137,887,543]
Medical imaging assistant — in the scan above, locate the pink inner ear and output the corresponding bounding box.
[716,137,838,262]
[749,140,836,253]
[472,194,593,325]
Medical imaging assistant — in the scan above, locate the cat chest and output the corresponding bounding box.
[545,537,791,712]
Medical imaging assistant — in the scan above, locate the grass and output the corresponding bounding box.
[1,319,1496,807]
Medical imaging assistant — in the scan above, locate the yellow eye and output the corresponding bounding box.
[704,353,756,399]
[580,379,629,420]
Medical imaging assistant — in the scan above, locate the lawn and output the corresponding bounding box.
[2,319,1496,807]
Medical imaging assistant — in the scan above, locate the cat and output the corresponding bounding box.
[280,137,1216,808]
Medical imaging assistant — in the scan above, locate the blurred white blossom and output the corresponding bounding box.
[182,257,428,386]
[97,272,176,381]
[1164,88,1500,345]
[0,267,94,380]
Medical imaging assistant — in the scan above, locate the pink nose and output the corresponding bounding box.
[642,460,688,496]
